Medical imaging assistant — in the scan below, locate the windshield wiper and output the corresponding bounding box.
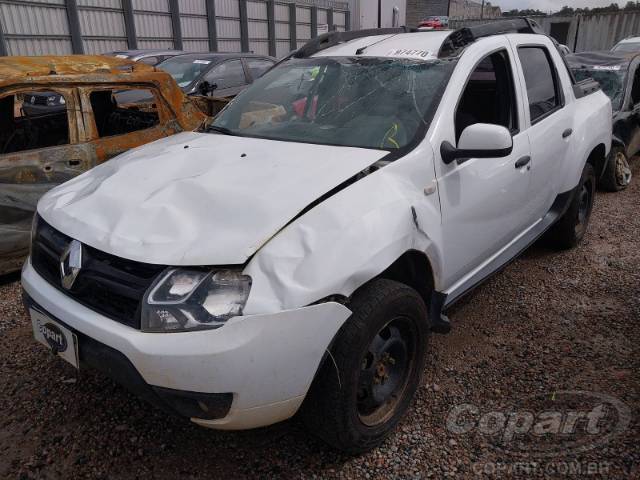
[204,124,237,136]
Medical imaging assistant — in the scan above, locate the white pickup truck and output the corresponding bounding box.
[22,19,611,453]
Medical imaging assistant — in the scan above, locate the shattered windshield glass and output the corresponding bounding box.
[572,68,626,111]
[208,57,455,150]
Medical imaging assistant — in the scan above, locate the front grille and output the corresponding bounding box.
[31,216,166,329]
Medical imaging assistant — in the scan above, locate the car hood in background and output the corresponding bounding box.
[37,132,387,265]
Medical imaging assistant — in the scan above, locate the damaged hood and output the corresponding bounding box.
[38,132,386,265]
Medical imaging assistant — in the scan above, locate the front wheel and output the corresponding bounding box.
[600,146,631,192]
[547,162,596,250]
[300,279,429,454]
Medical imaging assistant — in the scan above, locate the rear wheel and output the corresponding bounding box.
[548,162,596,250]
[600,146,631,192]
[301,279,429,453]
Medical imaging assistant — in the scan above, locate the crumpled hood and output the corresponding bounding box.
[38,132,386,265]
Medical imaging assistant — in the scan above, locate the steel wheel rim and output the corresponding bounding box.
[356,317,416,426]
[615,152,632,187]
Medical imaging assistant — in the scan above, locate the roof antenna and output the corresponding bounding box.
[356,32,403,55]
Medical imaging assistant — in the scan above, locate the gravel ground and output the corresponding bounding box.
[1,163,639,479]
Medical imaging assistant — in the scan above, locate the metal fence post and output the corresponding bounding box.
[239,0,249,52]
[169,0,183,50]
[327,8,334,31]
[344,10,350,31]
[267,0,276,57]
[0,16,7,56]
[205,0,218,51]
[311,6,318,38]
[289,3,297,51]
[66,0,84,54]
[121,0,137,50]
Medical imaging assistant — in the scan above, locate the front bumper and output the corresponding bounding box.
[22,259,352,429]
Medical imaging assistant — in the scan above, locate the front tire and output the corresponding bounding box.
[301,279,429,454]
[600,146,631,192]
[548,162,596,250]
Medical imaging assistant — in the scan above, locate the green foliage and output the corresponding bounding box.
[502,2,640,16]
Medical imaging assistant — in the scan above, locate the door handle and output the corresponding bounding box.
[515,155,531,169]
[562,128,573,138]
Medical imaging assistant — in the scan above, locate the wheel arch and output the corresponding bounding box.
[586,142,608,180]
[375,249,435,308]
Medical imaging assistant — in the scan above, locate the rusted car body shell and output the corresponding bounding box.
[0,55,208,275]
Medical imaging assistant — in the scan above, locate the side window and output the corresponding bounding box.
[517,46,561,123]
[204,60,247,89]
[88,88,159,138]
[455,50,518,141]
[0,90,70,155]
[246,59,275,80]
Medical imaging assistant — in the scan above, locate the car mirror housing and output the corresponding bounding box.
[441,123,513,165]
[198,81,218,96]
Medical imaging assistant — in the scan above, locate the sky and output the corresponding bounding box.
[494,0,627,12]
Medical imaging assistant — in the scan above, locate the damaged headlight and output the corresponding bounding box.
[141,269,252,333]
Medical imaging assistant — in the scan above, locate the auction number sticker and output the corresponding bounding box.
[387,49,434,60]
[593,65,621,70]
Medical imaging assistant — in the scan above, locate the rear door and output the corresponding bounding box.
[509,36,575,219]
[78,84,181,161]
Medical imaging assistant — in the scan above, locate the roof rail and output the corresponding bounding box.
[292,27,413,59]
[439,17,545,58]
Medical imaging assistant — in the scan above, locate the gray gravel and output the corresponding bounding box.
[1,163,639,479]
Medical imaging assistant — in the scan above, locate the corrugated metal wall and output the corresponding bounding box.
[573,12,640,52]
[78,0,128,54]
[216,0,241,52]
[450,12,640,53]
[0,0,349,57]
[133,0,174,49]
[180,0,209,51]
[1,0,73,55]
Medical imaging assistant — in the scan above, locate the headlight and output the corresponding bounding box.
[59,96,65,105]
[141,268,252,332]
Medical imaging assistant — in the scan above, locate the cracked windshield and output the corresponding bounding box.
[209,57,454,150]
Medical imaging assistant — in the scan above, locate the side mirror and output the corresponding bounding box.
[441,123,513,165]
[198,81,218,96]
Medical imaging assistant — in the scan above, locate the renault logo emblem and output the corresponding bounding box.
[60,239,82,290]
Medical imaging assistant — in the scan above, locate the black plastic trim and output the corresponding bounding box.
[23,294,232,421]
[573,78,601,98]
[439,18,545,58]
[440,140,513,165]
[292,27,411,59]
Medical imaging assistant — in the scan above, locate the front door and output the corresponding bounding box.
[202,59,250,98]
[433,46,532,289]
[0,86,93,271]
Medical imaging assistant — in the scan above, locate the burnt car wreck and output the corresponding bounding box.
[0,55,210,275]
